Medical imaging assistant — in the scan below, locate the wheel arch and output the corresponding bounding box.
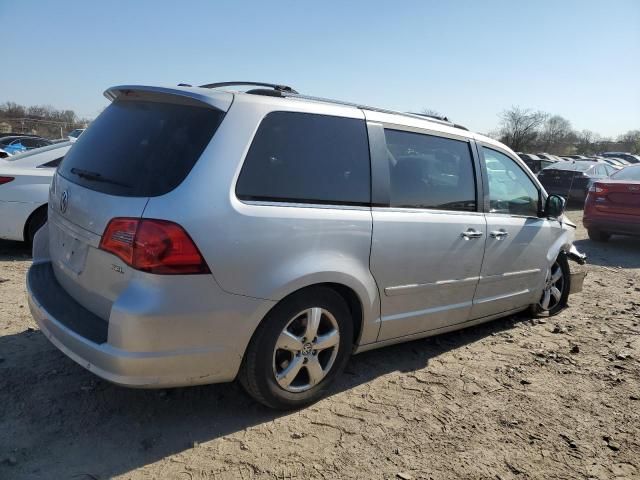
[22,203,48,243]
[256,276,379,350]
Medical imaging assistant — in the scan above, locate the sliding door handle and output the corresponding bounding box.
[461,229,484,239]
[490,230,509,239]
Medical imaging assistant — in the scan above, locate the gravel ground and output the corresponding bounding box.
[1,209,639,480]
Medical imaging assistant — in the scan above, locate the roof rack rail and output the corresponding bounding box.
[281,93,467,130]
[408,112,450,122]
[198,81,298,94]
[190,82,469,131]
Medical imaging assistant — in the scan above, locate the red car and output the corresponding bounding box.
[584,164,640,241]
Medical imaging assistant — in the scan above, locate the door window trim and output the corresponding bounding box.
[368,122,483,213]
[477,142,543,218]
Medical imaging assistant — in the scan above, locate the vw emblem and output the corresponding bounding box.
[60,190,69,214]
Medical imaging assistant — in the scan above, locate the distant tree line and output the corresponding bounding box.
[0,101,90,139]
[494,106,640,155]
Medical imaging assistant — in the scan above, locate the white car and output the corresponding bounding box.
[67,129,85,142]
[0,142,72,243]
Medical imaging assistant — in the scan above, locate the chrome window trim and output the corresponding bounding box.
[241,199,371,211]
[372,206,484,216]
[378,121,472,143]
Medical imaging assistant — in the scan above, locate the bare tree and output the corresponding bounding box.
[617,130,640,154]
[0,101,88,138]
[575,130,603,155]
[498,106,547,152]
[539,115,572,153]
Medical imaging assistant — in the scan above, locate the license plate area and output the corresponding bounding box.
[50,218,91,276]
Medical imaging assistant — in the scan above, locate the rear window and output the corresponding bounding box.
[59,99,224,196]
[236,111,370,205]
[612,166,640,181]
[542,161,594,172]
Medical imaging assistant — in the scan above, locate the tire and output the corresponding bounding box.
[239,287,354,410]
[531,253,571,317]
[587,229,611,242]
[26,207,47,246]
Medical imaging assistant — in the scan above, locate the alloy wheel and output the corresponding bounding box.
[272,307,340,393]
[538,260,565,311]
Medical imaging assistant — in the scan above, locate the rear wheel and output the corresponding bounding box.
[588,229,611,242]
[532,254,570,316]
[26,207,47,246]
[239,287,353,409]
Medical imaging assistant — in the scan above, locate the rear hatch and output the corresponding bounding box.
[591,180,640,216]
[49,86,229,320]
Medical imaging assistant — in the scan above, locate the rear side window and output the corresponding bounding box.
[236,112,370,205]
[59,99,224,197]
[384,129,477,211]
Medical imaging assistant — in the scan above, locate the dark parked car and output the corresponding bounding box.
[517,153,555,173]
[537,160,617,202]
[584,164,640,241]
[536,153,564,163]
[601,152,640,164]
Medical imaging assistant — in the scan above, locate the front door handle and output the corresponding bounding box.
[490,230,509,239]
[461,229,484,239]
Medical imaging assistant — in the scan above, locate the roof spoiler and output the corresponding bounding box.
[103,85,233,112]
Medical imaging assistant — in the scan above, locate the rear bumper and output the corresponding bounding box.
[27,261,272,388]
[583,215,640,236]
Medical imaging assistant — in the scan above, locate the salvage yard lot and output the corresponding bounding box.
[1,209,639,480]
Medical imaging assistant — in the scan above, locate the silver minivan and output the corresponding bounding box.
[28,82,585,409]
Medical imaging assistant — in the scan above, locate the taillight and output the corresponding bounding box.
[0,176,15,185]
[590,184,608,194]
[99,218,210,275]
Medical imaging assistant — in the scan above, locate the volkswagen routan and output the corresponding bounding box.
[27,81,586,409]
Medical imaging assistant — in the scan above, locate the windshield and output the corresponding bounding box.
[58,98,225,197]
[612,166,640,181]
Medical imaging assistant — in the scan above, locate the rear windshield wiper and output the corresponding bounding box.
[70,168,132,188]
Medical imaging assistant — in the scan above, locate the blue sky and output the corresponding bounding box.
[1,0,638,137]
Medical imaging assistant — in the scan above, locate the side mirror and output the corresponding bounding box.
[544,194,566,218]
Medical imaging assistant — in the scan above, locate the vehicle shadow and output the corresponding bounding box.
[0,239,31,261]
[0,311,530,479]
[574,236,640,269]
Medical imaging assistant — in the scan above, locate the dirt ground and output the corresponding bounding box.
[1,209,639,480]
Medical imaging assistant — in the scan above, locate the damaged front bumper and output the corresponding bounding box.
[566,245,587,294]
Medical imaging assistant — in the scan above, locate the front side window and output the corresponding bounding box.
[236,112,370,205]
[384,129,477,211]
[483,147,540,217]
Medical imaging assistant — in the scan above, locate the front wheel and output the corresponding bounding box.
[532,254,571,316]
[239,287,353,409]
